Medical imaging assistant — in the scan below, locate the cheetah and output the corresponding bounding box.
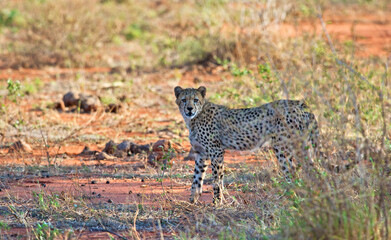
[174,86,352,204]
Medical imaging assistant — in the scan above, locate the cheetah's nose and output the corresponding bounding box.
[187,107,193,111]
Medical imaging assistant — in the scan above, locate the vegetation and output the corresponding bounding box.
[0,0,390,239]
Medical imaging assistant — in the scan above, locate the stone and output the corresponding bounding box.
[63,92,79,107]
[117,140,151,155]
[78,146,98,156]
[130,143,151,154]
[152,139,172,152]
[147,150,175,168]
[53,101,66,111]
[102,140,117,154]
[105,103,122,113]
[117,141,132,152]
[147,151,164,167]
[113,150,127,158]
[96,152,115,160]
[79,94,100,113]
[147,140,178,167]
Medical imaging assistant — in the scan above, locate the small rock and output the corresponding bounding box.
[108,199,113,203]
[147,152,161,167]
[147,140,176,167]
[106,180,110,184]
[102,140,117,154]
[140,143,152,153]
[63,92,79,107]
[130,143,151,154]
[8,140,33,154]
[108,140,152,155]
[79,94,100,113]
[91,180,96,184]
[78,146,98,156]
[147,151,174,168]
[105,103,122,113]
[113,150,127,158]
[128,190,132,194]
[53,101,66,111]
[117,141,132,152]
[152,139,172,152]
[96,152,115,160]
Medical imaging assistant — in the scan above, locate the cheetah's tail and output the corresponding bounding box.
[307,112,320,159]
[308,114,363,173]
[319,149,364,173]
[327,160,360,173]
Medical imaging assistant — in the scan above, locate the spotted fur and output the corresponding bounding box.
[175,86,321,204]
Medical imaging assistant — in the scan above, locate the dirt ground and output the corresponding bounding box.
[1,9,390,239]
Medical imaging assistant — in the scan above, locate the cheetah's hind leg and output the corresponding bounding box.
[272,143,296,183]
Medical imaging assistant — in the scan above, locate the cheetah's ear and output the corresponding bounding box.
[197,86,206,98]
[174,86,183,99]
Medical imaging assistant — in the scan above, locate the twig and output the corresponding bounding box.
[101,229,129,240]
[39,127,51,166]
[380,61,388,152]
[157,219,164,240]
[132,206,141,240]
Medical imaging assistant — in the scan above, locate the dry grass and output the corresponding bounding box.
[0,0,390,239]
[0,0,336,68]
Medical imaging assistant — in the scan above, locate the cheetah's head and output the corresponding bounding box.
[174,86,206,120]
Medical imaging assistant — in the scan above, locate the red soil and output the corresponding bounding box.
[0,10,388,239]
[277,11,391,57]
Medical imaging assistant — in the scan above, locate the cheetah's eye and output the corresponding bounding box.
[194,99,199,103]
[181,99,186,103]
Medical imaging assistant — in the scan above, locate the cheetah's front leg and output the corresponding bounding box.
[211,150,225,205]
[190,154,208,203]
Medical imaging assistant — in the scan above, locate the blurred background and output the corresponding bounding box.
[0,0,390,239]
[0,0,389,150]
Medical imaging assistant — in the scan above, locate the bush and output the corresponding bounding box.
[1,0,135,67]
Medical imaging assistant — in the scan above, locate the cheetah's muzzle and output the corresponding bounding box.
[185,111,194,117]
